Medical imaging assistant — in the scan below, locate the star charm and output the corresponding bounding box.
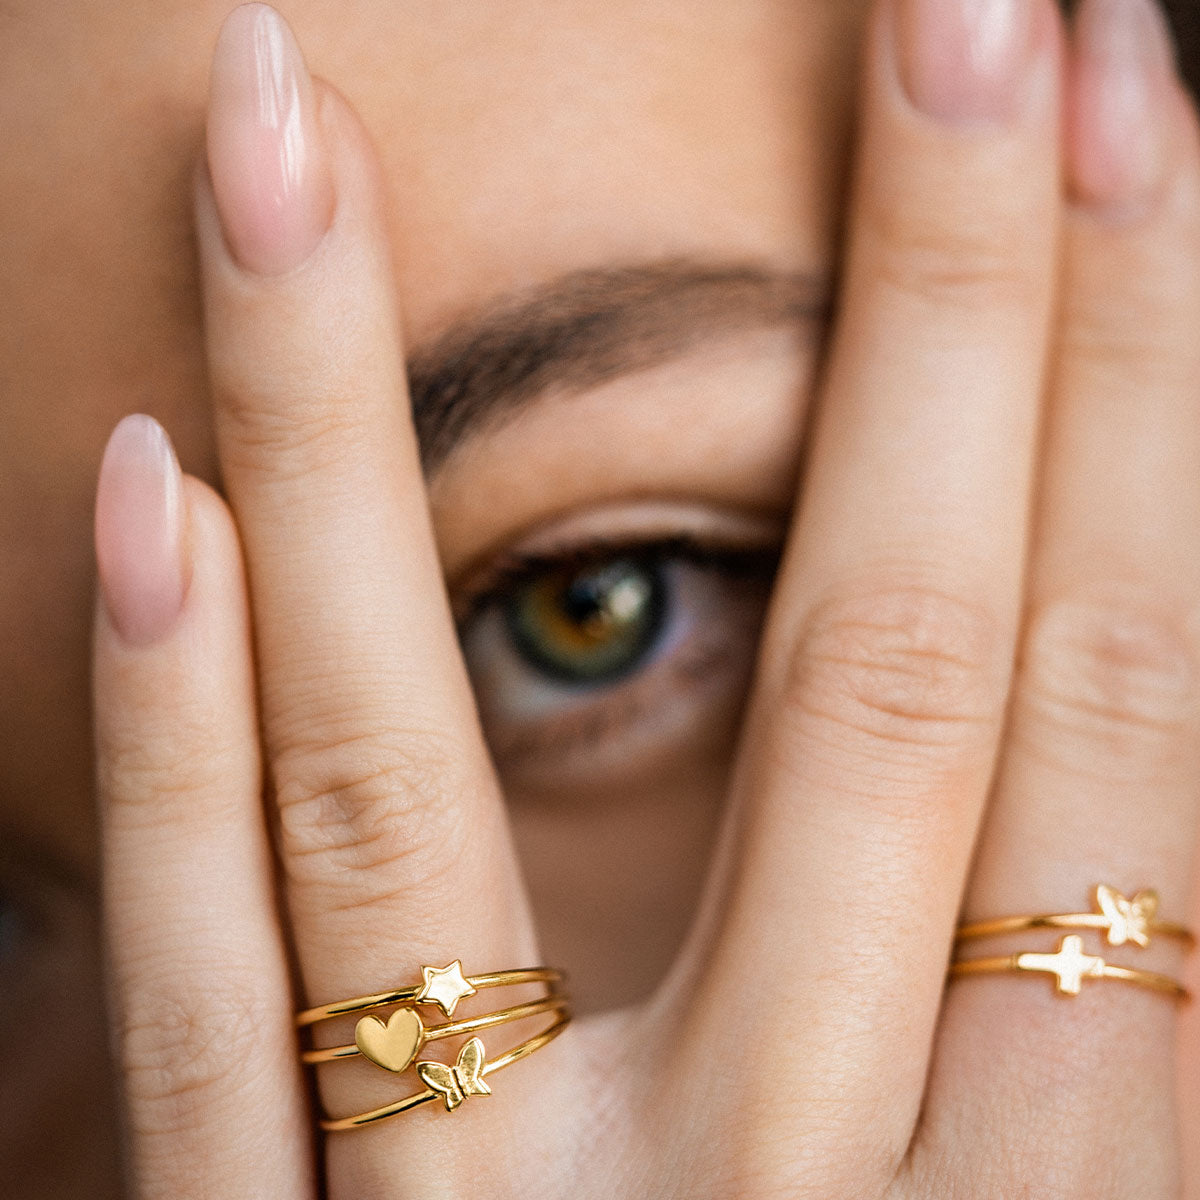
[1017,935,1106,995]
[414,961,477,1017]
[1095,885,1157,948]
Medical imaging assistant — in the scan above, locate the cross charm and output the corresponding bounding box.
[1016,935,1106,995]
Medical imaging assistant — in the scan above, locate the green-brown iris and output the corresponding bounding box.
[502,556,667,685]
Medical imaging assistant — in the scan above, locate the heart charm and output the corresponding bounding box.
[354,1007,425,1073]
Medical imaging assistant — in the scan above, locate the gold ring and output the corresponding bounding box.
[301,994,567,1068]
[320,1016,571,1131]
[951,884,1193,1001]
[950,934,1189,998]
[297,960,571,1130]
[955,885,1194,950]
[296,962,564,1025]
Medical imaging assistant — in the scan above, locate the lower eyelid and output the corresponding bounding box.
[481,625,744,769]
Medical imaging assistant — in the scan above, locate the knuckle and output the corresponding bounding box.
[863,201,1031,309]
[782,584,1004,756]
[274,728,474,901]
[1019,599,1199,763]
[216,383,367,483]
[118,974,266,1135]
[98,719,243,818]
[1059,290,1195,391]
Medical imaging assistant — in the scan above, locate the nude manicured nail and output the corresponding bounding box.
[1069,0,1175,212]
[95,415,188,647]
[206,3,334,275]
[897,0,1037,123]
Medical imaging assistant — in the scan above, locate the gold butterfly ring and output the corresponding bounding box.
[955,885,1195,950]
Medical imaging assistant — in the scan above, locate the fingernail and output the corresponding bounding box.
[1068,0,1175,212]
[896,0,1038,124]
[206,3,334,275]
[95,415,189,647]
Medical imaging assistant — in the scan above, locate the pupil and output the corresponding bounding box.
[563,565,650,636]
[562,579,605,627]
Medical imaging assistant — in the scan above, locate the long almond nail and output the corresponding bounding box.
[206,3,334,275]
[897,0,1038,124]
[95,415,189,646]
[1069,0,1176,213]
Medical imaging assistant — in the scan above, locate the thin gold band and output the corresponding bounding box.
[955,885,1194,950]
[950,916,1195,945]
[956,913,1194,944]
[950,935,1189,999]
[319,1012,571,1132]
[301,994,569,1066]
[296,966,563,1027]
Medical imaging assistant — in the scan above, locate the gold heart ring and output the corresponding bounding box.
[302,993,569,1070]
[353,1006,426,1073]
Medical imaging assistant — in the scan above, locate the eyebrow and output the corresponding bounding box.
[406,260,833,471]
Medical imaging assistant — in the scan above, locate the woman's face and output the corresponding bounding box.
[0,2,866,1193]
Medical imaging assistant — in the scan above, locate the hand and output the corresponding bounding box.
[91,0,1200,1195]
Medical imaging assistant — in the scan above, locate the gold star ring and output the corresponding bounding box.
[297,963,571,1130]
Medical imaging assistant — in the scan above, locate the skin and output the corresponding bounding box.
[4,0,1200,1195]
[2,4,854,1193]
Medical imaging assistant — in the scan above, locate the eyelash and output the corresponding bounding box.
[454,533,782,633]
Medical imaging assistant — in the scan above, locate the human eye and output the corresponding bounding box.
[0,867,51,1006]
[0,843,100,1111]
[0,888,28,981]
[453,503,782,795]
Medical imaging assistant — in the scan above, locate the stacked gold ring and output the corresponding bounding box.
[298,961,571,1131]
[949,885,1193,999]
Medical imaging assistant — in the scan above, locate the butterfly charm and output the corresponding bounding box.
[1096,885,1158,948]
[416,1037,492,1112]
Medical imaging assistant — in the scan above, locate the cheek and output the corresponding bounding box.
[0,873,119,1198]
[509,722,737,1010]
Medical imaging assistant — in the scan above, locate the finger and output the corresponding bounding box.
[94,416,313,1199]
[1181,902,1200,1189]
[922,4,1200,1189]
[195,3,534,1004]
[676,0,1062,1168]
[194,7,550,1159]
